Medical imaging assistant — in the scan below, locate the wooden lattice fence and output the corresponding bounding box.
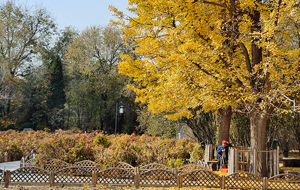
[96,168,135,186]
[44,159,70,172]
[225,172,264,189]
[180,170,221,188]
[1,166,300,189]
[73,160,100,173]
[139,169,177,187]
[139,163,173,172]
[268,173,300,190]
[9,167,50,186]
[53,167,93,186]
[177,164,212,174]
[114,162,135,173]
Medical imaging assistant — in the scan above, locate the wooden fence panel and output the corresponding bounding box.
[139,169,177,187]
[181,169,220,188]
[73,160,100,173]
[114,162,135,173]
[54,167,93,186]
[10,167,50,185]
[44,159,69,172]
[139,163,173,173]
[268,174,300,190]
[226,172,264,189]
[177,164,211,174]
[96,168,135,186]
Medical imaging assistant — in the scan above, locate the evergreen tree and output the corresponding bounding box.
[48,54,66,110]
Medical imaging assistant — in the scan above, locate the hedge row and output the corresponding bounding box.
[0,130,204,168]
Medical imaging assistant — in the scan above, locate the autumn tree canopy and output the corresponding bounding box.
[112,0,300,176]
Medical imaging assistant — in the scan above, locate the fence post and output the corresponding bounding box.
[134,167,140,189]
[228,147,234,175]
[177,174,182,188]
[269,151,273,177]
[4,171,10,188]
[205,144,211,163]
[253,149,257,175]
[220,175,225,190]
[92,172,97,187]
[173,168,177,175]
[262,177,268,190]
[234,149,238,173]
[49,171,54,187]
[276,146,279,176]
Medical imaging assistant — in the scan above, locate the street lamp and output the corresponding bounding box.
[115,102,124,136]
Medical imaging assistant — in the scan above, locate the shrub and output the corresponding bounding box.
[94,133,111,148]
[0,130,204,167]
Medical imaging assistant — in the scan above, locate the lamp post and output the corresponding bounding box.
[115,102,124,136]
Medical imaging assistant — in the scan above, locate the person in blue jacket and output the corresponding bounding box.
[217,140,228,170]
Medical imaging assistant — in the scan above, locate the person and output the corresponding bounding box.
[217,140,228,170]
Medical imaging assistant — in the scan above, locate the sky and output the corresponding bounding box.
[22,0,130,31]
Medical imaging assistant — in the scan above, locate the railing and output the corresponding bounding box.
[0,150,36,164]
[228,147,280,177]
[204,144,280,177]
[1,163,300,189]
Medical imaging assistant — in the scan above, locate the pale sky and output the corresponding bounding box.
[22,0,130,31]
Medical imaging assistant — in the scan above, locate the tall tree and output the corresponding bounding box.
[14,65,50,130]
[48,54,66,110]
[65,26,136,132]
[112,0,300,176]
[0,0,56,117]
[46,54,66,130]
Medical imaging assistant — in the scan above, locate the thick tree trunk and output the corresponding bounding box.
[249,107,270,177]
[218,106,232,145]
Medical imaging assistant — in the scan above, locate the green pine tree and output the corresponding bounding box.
[48,54,66,110]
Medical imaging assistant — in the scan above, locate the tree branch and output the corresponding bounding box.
[191,61,236,86]
[274,0,282,26]
[201,0,234,12]
[238,42,252,73]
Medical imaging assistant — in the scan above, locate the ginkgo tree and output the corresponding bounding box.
[111,0,300,176]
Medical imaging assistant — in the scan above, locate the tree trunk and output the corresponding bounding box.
[5,89,13,116]
[249,107,270,177]
[293,117,300,156]
[218,106,232,145]
[77,111,81,130]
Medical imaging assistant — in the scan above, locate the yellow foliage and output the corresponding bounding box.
[111,0,300,119]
